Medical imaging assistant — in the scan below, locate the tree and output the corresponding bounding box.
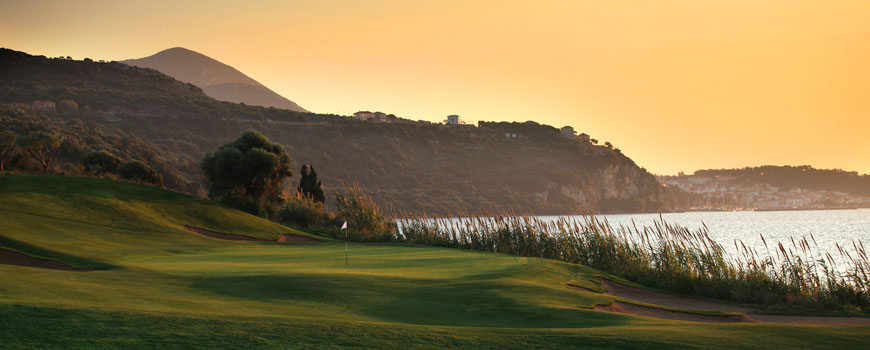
[57,100,79,115]
[0,130,16,172]
[82,151,122,174]
[297,164,325,203]
[200,130,292,212]
[21,132,62,173]
[118,160,163,186]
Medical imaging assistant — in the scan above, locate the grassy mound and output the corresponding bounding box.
[0,175,320,264]
[0,175,868,349]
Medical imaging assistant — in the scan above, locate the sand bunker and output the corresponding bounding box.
[182,225,319,243]
[595,301,753,323]
[0,248,92,271]
[600,279,749,313]
[596,278,870,325]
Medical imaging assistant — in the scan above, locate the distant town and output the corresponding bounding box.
[659,174,870,211]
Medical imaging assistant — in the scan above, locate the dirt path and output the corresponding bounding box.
[182,225,320,243]
[0,248,92,271]
[597,279,870,325]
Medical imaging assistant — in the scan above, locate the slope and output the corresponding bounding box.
[0,175,868,349]
[1,48,665,214]
[122,47,307,112]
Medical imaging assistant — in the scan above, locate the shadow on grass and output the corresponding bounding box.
[0,234,115,270]
[189,273,634,329]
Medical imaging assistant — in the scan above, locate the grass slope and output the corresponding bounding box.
[0,175,868,349]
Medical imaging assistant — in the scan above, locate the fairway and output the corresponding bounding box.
[1,175,868,349]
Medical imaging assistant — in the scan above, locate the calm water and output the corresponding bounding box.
[540,209,870,263]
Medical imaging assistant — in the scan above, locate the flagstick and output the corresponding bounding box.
[345,226,348,265]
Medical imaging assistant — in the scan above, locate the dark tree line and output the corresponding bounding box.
[0,108,166,187]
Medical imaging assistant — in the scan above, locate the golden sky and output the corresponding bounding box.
[2,0,868,174]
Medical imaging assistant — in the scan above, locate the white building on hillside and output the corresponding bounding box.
[446,115,462,125]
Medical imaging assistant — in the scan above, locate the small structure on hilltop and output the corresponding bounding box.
[561,126,592,143]
[445,114,463,125]
[31,100,56,114]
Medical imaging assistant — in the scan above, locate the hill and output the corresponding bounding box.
[1,175,867,348]
[0,48,666,214]
[691,166,870,196]
[122,47,307,112]
[659,166,870,210]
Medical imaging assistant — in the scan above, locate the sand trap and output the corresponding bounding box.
[182,225,320,243]
[595,301,753,323]
[0,248,92,271]
[600,279,749,313]
[597,278,870,325]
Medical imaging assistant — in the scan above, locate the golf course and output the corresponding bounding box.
[1,174,868,349]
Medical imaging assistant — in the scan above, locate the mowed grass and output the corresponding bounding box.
[0,175,868,349]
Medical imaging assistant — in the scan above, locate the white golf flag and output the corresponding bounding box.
[341,221,347,230]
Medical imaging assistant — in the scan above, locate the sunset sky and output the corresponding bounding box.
[2,0,868,175]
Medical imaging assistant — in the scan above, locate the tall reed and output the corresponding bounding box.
[395,212,869,312]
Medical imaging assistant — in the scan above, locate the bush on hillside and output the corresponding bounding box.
[82,151,122,174]
[278,191,334,228]
[57,100,79,115]
[119,160,163,186]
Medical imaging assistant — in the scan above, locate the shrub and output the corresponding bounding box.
[334,183,396,242]
[119,160,163,186]
[57,100,79,115]
[278,191,334,228]
[81,151,122,174]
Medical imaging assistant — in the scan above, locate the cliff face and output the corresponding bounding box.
[1,49,668,214]
[592,161,664,212]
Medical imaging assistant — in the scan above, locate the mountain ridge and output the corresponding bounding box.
[122,47,306,112]
[0,48,668,214]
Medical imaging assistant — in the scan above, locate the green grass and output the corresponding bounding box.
[0,174,868,349]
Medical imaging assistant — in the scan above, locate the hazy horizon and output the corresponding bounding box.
[2,0,868,175]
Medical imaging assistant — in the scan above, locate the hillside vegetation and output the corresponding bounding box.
[0,48,667,214]
[1,175,868,349]
[690,166,870,196]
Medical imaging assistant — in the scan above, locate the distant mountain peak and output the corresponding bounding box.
[122,48,306,112]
